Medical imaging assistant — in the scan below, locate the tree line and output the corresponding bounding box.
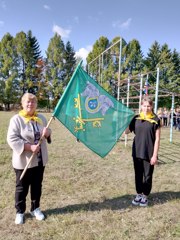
[0,31,179,110]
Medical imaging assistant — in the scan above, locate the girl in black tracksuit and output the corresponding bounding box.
[125,96,161,206]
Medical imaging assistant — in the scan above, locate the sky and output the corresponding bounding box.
[0,0,180,63]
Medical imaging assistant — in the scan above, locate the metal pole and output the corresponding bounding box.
[99,56,101,83]
[139,74,143,113]
[154,67,160,114]
[170,94,174,143]
[117,38,122,101]
[145,74,149,95]
[101,53,104,85]
[127,76,130,107]
[124,76,130,147]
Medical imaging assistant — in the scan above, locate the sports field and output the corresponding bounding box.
[0,112,179,240]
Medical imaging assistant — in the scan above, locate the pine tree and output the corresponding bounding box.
[64,41,76,86]
[146,41,161,71]
[159,44,177,92]
[14,30,42,95]
[171,49,180,92]
[26,30,42,95]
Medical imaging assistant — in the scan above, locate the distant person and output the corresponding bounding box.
[162,107,169,127]
[157,107,163,126]
[169,108,176,127]
[125,96,161,206]
[7,93,51,224]
[175,107,180,131]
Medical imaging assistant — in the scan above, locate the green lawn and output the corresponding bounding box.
[0,111,179,240]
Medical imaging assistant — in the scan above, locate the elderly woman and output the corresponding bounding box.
[7,93,51,224]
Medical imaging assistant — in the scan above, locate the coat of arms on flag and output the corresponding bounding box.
[73,82,114,132]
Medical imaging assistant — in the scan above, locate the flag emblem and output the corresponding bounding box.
[82,81,114,115]
[85,97,99,113]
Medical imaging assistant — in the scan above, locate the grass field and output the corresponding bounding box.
[0,111,179,240]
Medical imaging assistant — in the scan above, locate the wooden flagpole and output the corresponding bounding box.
[20,116,54,180]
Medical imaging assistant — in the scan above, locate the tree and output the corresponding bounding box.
[14,31,29,94]
[122,39,144,76]
[86,36,110,82]
[25,30,42,95]
[146,41,161,70]
[0,33,19,110]
[102,36,127,96]
[14,30,42,95]
[145,41,161,88]
[0,29,179,110]
[158,44,176,91]
[64,41,76,86]
[45,33,65,106]
[146,42,180,107]
[171,49,180,93]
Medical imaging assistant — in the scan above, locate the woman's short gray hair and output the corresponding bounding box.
[21,93,37,104]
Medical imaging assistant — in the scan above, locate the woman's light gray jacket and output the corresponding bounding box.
[7,113,49,170]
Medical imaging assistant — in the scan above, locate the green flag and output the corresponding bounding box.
[53,62,134,157]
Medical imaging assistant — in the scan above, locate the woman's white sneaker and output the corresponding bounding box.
[132,194,142,206]
[30,208,45,220]
[15,213,24,224]
[139,196,148,207]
